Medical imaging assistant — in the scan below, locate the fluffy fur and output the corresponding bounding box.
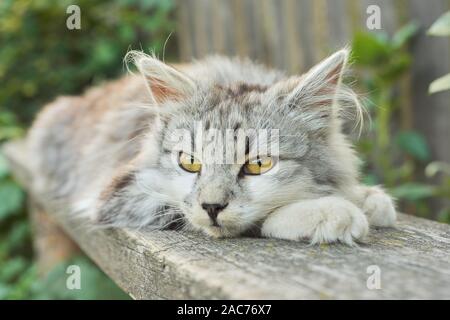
[27,49,396,245]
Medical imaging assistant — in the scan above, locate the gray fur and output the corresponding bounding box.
[27,50,395,242]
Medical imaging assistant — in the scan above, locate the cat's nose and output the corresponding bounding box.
[201,203,228,223]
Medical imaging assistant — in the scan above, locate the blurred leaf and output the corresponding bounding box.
[0,151,10,178]
[352,32,391,66]
[437,208,450,223]
[379,53,412,82]
[425,161,450,177]
[0,181,24,220]
[5,220,30,252]
[0,126,24,141]
[92,40,119,67]
[5,264,36,300]
[429,73,450,94]
[362,174,378,186]
[390,183,436,201]
[0,284,10,300]
[0,257,27,282]
[392,23,419,49]
[0,111,24,140]
[428,11,450,36]
[396,131,430,162]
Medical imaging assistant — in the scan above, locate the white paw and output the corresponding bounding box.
[261,196,369,245]
[362,186,396,227]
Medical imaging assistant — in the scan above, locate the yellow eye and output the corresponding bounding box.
[179,152,202,173]
[243,156,274,175]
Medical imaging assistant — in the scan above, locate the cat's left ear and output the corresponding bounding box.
[129,52,196,104]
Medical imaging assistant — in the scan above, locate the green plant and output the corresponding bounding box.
[351,23,449,218]
[0,0,176,125]
[428,11,450,94]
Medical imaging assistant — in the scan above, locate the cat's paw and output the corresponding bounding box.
[261,196,369,245]
[362,186,396,227]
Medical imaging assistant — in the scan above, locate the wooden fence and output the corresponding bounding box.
[176,0,450,163]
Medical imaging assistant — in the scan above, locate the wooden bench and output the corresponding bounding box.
[3,141,450,299]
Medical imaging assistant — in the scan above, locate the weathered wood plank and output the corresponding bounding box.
[3,141,450,299]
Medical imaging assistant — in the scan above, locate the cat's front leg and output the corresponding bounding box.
[261,196,369,245]
[356,185,397,227]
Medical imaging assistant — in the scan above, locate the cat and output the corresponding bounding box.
[27,48,396,245]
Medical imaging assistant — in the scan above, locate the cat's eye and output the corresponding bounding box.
[243,156,274,175]
[178,152,202,173]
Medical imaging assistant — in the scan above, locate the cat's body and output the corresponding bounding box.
[28,50,396,245]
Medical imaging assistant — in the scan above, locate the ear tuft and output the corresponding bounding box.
[125,51,196,104]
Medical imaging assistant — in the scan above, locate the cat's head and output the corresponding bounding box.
[122,49,361,237]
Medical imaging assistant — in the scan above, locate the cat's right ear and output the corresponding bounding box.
[127,51,196,104]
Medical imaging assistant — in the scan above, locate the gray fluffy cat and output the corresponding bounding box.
[28,48,396,245]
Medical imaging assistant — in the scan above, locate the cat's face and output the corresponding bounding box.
[133,49,357,237]
[155,86,305,237]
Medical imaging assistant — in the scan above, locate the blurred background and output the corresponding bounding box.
[0,0,449,299]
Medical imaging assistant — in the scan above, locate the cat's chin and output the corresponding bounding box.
[202,226,231,238]
[187,220,245,238]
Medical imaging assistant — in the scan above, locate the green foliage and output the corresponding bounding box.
[428,11,450,94]
[0,180,24,220]
[396,131,430,162]
[390,183,436,202]
[352,23,449,217]
[0,0,175,299]
[0,152,24,221]
[0,111,24,141]
[0,152,9,178]
[0,0,176,125]
[352,23,418,83]
[352,24,417,83]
